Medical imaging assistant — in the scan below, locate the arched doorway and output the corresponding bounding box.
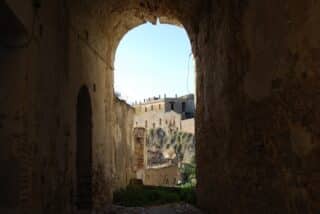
[114,22,196,188]
[76,86,93,210]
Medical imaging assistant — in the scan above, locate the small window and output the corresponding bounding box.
[182,102,186,112]
[145,107,147,112]
[165,120,168,125]
[145,120,148,128]
[159,118,162,125]
[170,102,175,110]
[152,123,156,128]
[159,104,161,110]
[151,105,154,111]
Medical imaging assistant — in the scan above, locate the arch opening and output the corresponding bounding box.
[76,86,93,210]
[114,21,197,189]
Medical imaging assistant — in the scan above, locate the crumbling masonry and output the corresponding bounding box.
[1,0,320,213]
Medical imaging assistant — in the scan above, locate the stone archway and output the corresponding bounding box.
[90,1,205,210]
[82,1,202,207]
[76,86,93,210]
[1,0,317,213]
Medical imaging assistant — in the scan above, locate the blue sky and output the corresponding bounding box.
[114,22,195,104]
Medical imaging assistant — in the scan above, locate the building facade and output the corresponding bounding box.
[133,94,195,132]
[133,94,195,119]
[132,94,196,187]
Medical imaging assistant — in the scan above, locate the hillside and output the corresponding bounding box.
[146,128,195,167]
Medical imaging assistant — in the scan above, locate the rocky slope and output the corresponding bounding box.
[146,128,195,167]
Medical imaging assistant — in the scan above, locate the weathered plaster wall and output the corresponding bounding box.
[133,128,146,171]
[144,165,180,187]
[1,0,113,213]
[2,0,320,213]
[112,98,135,191]
[55,0,200,211]
[133,128,147,181]
[196,0,320,213]
[181,118,195,134]
[1,1,71,213]
[134,111,182,131]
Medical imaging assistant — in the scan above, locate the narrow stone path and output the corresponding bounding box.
[101,203,202,214]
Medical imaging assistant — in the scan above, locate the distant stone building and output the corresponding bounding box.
[132,94,195,187]
[134,111,182,132]
[133,94,195,132]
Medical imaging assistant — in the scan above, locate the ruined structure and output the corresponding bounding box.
[144,164,180,187]
[133,127,181,187]
[112,98,136,191]
[133,125,195,187]
[1,0,320,213]
[133,127,146,180]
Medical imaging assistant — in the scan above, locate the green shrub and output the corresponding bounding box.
[180,185,197,205]
[113,184,196,207]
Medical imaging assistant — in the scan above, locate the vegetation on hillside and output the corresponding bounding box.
[147,128,195,165]
[180,162,196,186]
[113,128,197,207]
[146,127,197,186]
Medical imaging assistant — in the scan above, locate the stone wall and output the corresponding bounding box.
[1,0,320,213]
[112,98,135,191]
[1,1,73,213]
[133,128,146,180]
[144,165,180,187]
[196,0,320,213]
[135,100,165,114]
[133,128,146,171]
[134,94,195,117]
[181,118,195,134]
[134,111,182,131]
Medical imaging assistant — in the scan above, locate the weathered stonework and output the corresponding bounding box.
[133,128,146,174]
[1,0,320,213]
[181,118,195,134]
[112,98,135,191]
[196,1,320,213]
[144,165,180,187]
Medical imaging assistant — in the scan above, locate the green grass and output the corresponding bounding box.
[113,185,196,207]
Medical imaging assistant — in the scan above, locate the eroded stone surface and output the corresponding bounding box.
[1,0,320,213]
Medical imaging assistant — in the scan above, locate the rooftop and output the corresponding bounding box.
[132,93,194,106]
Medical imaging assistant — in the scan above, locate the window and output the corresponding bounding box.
[145,107,147,112]
[182,102,186,112]
[159,118,162,125]
[145,120,148,128]
[151,105,154,111]
[152,123,156,128]
[170,102,175,110]
[159,104,162,110]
